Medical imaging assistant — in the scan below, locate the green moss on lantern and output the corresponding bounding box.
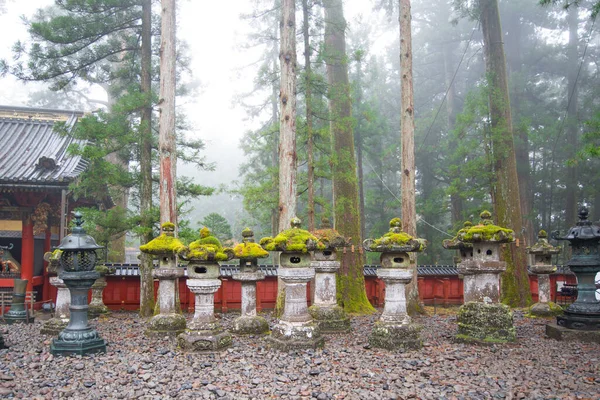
[259,218,325,252]
[460,223,514,242]
[233,242,269,259]
[365,218,426,252]
[312,228,349,248]
[140,223,186,255]
[187,227,233,261]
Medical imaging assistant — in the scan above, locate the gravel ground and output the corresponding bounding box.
[0,309,599,400]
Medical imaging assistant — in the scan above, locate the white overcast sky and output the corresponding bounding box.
[0,0,387,185]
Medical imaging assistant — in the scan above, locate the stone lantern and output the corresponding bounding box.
[177,227,234,351]
[50,212,107,356]
[527,230,562,317]
[363,218,426,350]
[4,279,33,324]
[231,228,270,334]
[88,264,114,318]
[139,222,187,337]
[260,217,325,350]
[445,211,516,344]
[546,207,600,343]
[41,250,70,336]
[309,218,351,333]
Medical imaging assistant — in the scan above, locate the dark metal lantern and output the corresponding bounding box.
[551,206,600,330]
[58,212,103,272]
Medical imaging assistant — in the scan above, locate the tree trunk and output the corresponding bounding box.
[354,55,366,242]
[443,43,463,226]
[158,0,177,228]
[302,0,315,231]
[479,0,531,307]
[278,0,297,232]
[565,6,579,229]
[323,0,374,314]
[399,0,422,314]
[139,0,155,318]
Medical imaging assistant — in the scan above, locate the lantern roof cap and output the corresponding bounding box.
[57,212,103,252]
[528,230,561,255]
[139,222,186,256]
[551,207,600,242]
[454,211,514,244]
[184,227,234,262]
[311,218,350,249]
[232,228,269,260]
[363,217,426,253]
[259,217,325,252]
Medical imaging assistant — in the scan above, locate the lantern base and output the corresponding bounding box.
[369,321,422,351]
[4,309,34,324]
[40,318,69,336]
[268,321,324,351]
[546,323,600,343]
[88,304,110,319]
[309,305,351,333]
[232,315,269,335]
[455,302,515,344]
[50,333,106,356]
[556,311,600,331]
[145,313,186,337]
[177,329,232,352]
[527,302,563,318]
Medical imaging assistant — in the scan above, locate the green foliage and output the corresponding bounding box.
[199,213,233,243]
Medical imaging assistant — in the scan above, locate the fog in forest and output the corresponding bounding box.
[0,0,598,265]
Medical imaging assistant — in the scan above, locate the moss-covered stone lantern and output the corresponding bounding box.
[308,218,351,333]
[177,227,234,352]
[527,230,562,317]
[41,249,70,336]
[50,212,107,356]
[363,218,426,351]
[231,228,270,334]
[546,207,600,343]
[139,222,187,337]
[445,211,516,344]
[260,217,325,350]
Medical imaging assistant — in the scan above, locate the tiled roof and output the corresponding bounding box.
[0,106,87,187]
[105,263,575,277]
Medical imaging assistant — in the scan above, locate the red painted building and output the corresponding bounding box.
[0,106,108,303]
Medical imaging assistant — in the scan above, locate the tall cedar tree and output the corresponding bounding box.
[479,0,531,306]
[278,0,298,231]
[399,0,423,314]
[323,0,375,314]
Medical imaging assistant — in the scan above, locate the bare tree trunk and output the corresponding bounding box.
[565,6,579,228]
[443,43,463,226]
[479,0,530,307]
[354,55,366,242]
[399,0,422,314]
[278,0,298,232]
[158,0,177,229]
[302,0,316,231]
[139,0,155,318]
[324,0,374,314]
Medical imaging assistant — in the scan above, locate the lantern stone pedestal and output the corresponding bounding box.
[4,279,34,324]
[88,275,110,318]
[368,258,421,351]
[364,218,425,351]
[269,252,324,350]
[546,208,600,343]
[232,270,269,334]
[447,212,516,344]
[177,278,232,351]
[177,227,233,351]
[308,255,350,333]
[140,222,187,338]
[50,271,107,355]
[146,267,186,337]
[231,228,270,335]
[527,231,562,317]
[41,276,70,335]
